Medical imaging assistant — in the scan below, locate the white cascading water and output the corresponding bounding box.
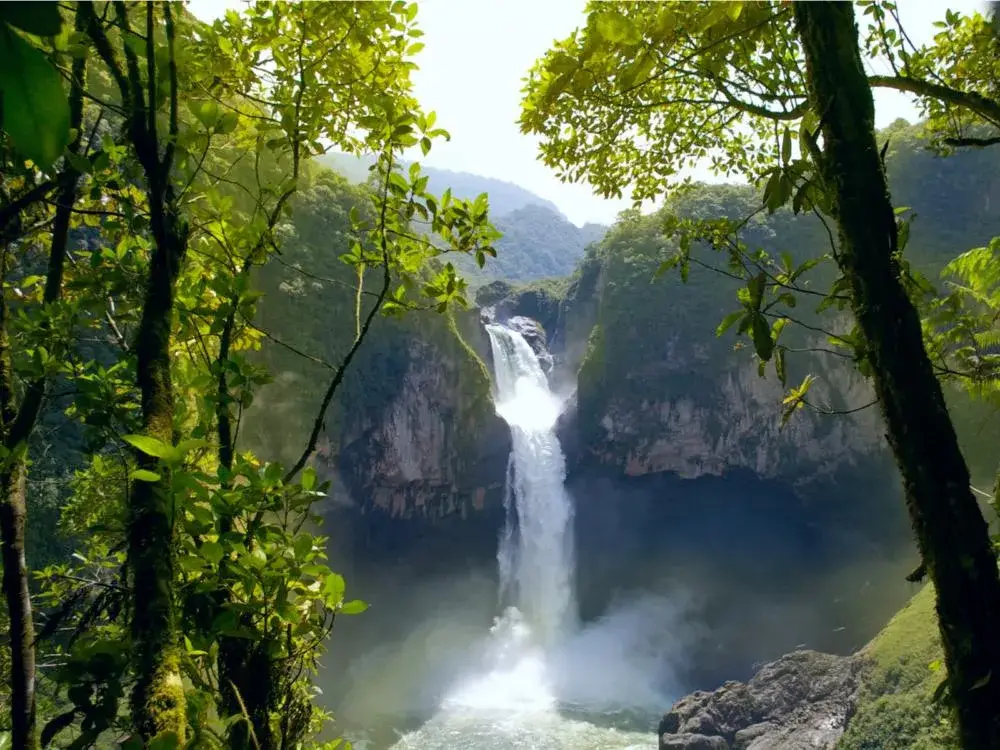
[487,324,576,644]
[384,322,673,749]
[436,323,575,716]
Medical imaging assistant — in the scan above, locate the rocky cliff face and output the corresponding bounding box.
[482,267,890,491]
[334,314,510,525]
[572,338,886,487]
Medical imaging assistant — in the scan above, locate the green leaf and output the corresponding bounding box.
[0,3,63,36]
[147,731,181,750]
[322,572,345,604]
[301,466,317,492]
[293,534,313,560]
[176,438,209,457]
[340,599,369,615]
[789,256,824,282]
[595,13,637,44]
[248,546,267,567]
[751,314,774,361]
[215,111,239,135]
[123,434,175,460]
[762,170,781,212]
[775,346,787,387]
[782,127,792,164]
[64,150,91,174]
[0,25,71,168]
[132,469,161,483]
[897,217,911,252]
[189,99,221,129]
[200,541,224,566]
[715,310,744,337]
[748,271,766,310]
[178,555,206,573]
[696,2,732,33]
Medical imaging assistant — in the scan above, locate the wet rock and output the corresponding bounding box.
[660,734,730,750]
[504,316,554,373]
[658,650,862,750]
[505,315,547,352]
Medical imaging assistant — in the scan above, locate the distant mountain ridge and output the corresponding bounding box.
[319,152,608,283]
[319,152,563,218]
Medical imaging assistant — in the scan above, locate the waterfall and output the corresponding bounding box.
[485,324,576,645]
[382,323,670,748]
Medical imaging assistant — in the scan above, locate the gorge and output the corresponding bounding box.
[244,120,1000,748]
[4,3,999,748]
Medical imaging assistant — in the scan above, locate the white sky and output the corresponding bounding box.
[189,0,988,226]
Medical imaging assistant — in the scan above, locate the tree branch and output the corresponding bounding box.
[868,74,1000,127]
[282,152,396,484]
[942,135,1000,148]
[803,397,879,416]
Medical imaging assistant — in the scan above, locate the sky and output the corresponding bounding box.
[189,0,988,226]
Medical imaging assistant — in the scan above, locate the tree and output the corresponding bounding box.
[0,4,90,747]
[78,2,195,740]
[521,2,1000,745]
[793,4,1000,747]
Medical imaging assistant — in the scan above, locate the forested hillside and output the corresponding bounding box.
[322,152,607,283]
[524,122,1000,489]
[321,151,560,217]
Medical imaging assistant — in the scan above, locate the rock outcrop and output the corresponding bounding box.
[336,322,510,523]
[575,345,886,488]
[658,650,863,750]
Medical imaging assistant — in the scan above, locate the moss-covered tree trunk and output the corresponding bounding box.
[0,444,36,750]
[128,186,188,740]
[80,1,190,740]
[793,3,1000,747]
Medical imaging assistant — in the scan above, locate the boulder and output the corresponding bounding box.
[504,315,554,373]
[660,734,730,750]
[659,650,862,750]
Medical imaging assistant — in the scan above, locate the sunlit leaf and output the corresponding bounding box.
[0,24,71,168]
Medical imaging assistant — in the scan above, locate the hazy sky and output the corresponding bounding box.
[189,0,987,225]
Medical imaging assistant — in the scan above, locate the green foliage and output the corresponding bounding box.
[0,3,70,168]
[521,1,797,202]
[0,0,500,746]
[840,585,959,750]
[923,237,1000,403]
[521,1,999,202]
[572,183,837,452]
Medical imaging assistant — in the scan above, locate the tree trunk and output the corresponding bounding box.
[0,461,37,750]
[793,3,1000,748]
[128,183,188,740]
[1,259,38,750]
[0,21,88,743]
